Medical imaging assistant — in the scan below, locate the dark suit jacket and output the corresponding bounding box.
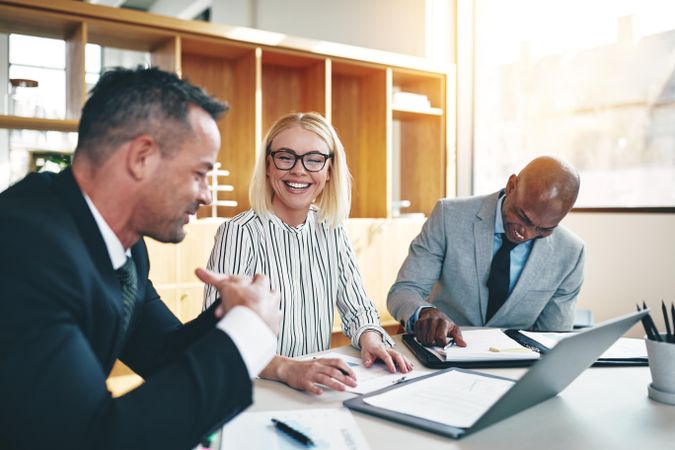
[0,168,252,450]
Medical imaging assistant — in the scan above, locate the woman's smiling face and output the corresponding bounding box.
[266,125,331,227]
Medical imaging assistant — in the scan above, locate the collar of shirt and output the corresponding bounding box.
[494,191,506,234]
[83,193,130,270]
[491,190,535,293]
[267,205,318,234]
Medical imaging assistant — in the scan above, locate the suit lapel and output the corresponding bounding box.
[53,168,118,285]
[52,168,125,346]
[474,192,500,325]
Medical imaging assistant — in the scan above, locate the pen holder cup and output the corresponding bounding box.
[645,334,675,405]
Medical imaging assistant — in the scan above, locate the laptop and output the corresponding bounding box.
[344,310,647,438]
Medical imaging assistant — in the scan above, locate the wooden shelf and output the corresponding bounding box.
[0,115,78,132]
[0,0,450,219]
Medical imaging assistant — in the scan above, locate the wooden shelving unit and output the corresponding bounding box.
[0,0,450,219]
[0,0,452,327]
[0,115,78,132]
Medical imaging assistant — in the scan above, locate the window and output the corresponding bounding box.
[1,33,150,188]
[472,0,675,207]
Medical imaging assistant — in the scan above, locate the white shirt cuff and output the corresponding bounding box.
[216,306,277,379]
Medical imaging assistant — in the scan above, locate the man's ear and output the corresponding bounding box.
[126,134,160,180]
[505,174,518,195]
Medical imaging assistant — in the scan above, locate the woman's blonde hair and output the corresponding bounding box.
[249,112,351,228]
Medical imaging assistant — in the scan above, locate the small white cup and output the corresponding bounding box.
[645,334,675,405]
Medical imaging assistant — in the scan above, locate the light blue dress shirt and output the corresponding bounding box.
[493,193,534,293]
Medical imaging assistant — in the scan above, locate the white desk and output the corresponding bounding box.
[239,335,675,450]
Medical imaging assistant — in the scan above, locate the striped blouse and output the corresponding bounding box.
[203,207,392,357]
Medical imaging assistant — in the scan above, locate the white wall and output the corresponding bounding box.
[211,0,428,58]
[564,212,675,337]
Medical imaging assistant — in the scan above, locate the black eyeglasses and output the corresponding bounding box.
[268,148,333,172]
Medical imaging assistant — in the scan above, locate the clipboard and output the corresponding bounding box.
[402,332,540,369]
[343,367,514,439]
[403,330,648,369]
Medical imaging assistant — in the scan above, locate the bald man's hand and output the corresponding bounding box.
[413,308,467,347]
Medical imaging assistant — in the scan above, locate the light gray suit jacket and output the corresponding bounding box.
[387,192,585,331]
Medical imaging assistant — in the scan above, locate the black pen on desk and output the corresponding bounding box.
[271,418,315,447]
[311,356,351,377]
[663,300,673,343]
[671,303,675,343]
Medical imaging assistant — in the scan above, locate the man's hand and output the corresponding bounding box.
[414,308,466,347]
[359,331,413,373]
[195,268,282,335]
[260,356,357,396]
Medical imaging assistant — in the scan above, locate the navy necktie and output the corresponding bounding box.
[115,257,138,334]
[486,234,518,322]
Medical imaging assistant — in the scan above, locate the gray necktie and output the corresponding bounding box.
[115,257,138,334]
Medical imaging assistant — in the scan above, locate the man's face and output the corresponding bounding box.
[501,174,567,244]
[139,107,219,243]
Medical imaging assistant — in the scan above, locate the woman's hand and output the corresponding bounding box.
[359,330,413,373]
[260,356,357,395]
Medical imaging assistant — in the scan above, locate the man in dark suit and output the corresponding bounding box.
[0,67,281,450]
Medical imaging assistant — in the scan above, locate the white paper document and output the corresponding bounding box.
[600,337,647,359]
[220,408,370,450]
[519,331,647,359]
[308,352,426,394]
[427,329,540,361]
[363,370,515,429]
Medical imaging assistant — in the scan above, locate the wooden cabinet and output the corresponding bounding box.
[0,0,451,219]
[0,0,449,327]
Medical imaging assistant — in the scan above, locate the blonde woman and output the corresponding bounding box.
[204,112,411,394]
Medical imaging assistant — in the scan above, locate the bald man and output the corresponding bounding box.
[388,156,585,346]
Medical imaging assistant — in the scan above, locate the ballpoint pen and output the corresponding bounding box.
[442,339,456,351]
[671,302,675,343]
[392,376,407,385]
[271,418,315,447]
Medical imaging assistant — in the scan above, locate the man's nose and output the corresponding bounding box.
[198,184,212,205]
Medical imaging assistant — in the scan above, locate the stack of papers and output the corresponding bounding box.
[427,329,540,361]
[302,352,426,394]
[392,91,431,110]
[519,331,648,360]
